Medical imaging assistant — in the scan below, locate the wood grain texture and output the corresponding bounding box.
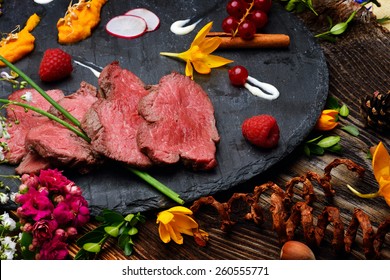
[67,8,389,260]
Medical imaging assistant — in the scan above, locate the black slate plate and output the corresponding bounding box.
[0,0,328,216]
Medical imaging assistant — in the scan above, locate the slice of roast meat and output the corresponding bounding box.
[24,123,101,174]
[48,81,99,122]
[137,72,220,170]
[15,151,51,175]
[1,88,65,164]
[81,61,152,168]
[16,82,102,174]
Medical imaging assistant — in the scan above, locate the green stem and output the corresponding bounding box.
[346,184,379,199]
[0,55,81,128]
[0,99,90,142]
[127,167,185,205]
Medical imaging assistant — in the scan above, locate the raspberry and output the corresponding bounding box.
[39,48,73,82]
[241,114,280,148]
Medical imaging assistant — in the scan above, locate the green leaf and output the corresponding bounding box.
[124,213,134,222]
[326,143,342,153]
[123,242,133,256]
[118,234,130,249]
[330,22,348,35]
[128,227,138,236]
[339,104,349,117]
[303,144,311,156]
[341,125,359,136]
[326,96,340,109]
[307,144,325,155]
[317,136,340,148]
[103,211,124,224]
[83,242,101,253]
[306,135,323,143]
[20,232,35,260]
[105,226,119,237]
[76,230,105,246]
[135,213,146,223]
[74,249,91,260]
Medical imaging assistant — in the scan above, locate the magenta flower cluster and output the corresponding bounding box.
[14,169,90,260]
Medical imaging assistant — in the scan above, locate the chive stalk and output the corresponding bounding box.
[0,99,90,142]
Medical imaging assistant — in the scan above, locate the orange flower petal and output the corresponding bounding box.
[198,37,222,54]
[192,22,213,47]
[372,142,390,183]
[158,223,171,243]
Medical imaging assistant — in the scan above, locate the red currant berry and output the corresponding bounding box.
[229,65,249,86]
[249,10,268,29]
[226,0,246,19]
[238,20,256,40]
[253,0,272,13]
[222,16,239,33]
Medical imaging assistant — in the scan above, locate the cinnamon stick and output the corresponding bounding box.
[206,32,290,49]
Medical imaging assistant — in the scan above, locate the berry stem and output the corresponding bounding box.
[0,55,82,129]
[233,0,255,37]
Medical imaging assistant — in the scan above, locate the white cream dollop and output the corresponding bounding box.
[34,0,55,4]
[170,19,202,35]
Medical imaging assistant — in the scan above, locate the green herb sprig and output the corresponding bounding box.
[0,55,184,205]
[281,0,382,42]
[304,96,359,156]
[74,209,145,259]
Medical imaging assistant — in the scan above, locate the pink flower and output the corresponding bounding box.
[38,169,72,193]
[16,187,53,221]
[52,202,74,226]
[53,195,90,227]
[21,174,39,189]
[32,219,58,243]
[55,228,68,241]
[37,237,68,260]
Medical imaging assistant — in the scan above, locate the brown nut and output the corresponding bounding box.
[280,241,316,260]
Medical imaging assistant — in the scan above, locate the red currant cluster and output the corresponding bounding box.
[222,0,272,40]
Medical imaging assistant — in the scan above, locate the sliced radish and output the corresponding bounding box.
[124,8,160,32]
[106,15,147,39]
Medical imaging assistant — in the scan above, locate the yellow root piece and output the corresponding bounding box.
[57,0,107,44]
[0,13,40,67]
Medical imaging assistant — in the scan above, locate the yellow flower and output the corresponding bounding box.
[160,22,233,79]
[314,109,339,131]
[156,206,208,245]
[347,141,390,207]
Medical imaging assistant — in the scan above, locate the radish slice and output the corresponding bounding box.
[124,8,160,32]
[106,15,147,39]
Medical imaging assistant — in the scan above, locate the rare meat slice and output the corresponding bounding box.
[81,61,152,168]
[137,73,220,170]
[16,82,102,174]
[15,151,51,175]
[24,123,100,174]
[1,88,65,164]
[48,81,99,122]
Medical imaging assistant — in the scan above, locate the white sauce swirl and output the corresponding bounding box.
[74,60,101,78]
[244,76,280,100]
[170,19,202,35]
[34,0,55,4]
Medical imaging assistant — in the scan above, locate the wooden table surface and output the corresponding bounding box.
[68,5,390,260]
